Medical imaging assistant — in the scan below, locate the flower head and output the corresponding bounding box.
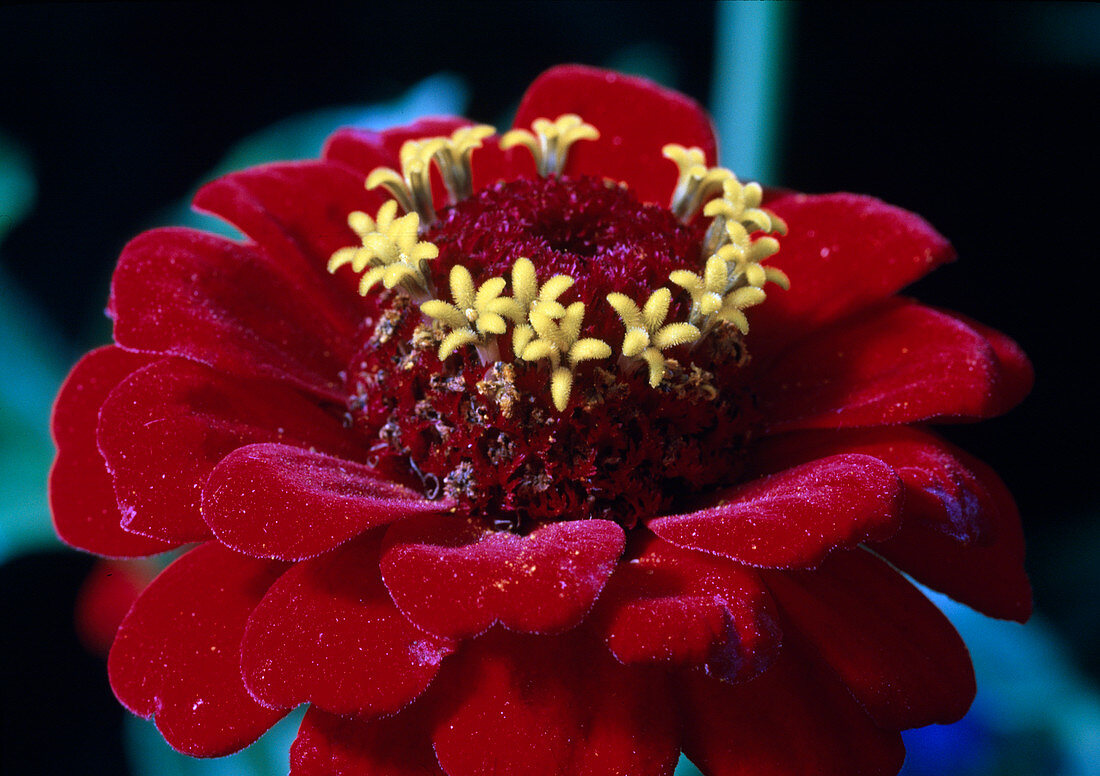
[51,65,1033,776]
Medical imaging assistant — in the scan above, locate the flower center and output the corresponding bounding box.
[330,116,788,531]
[343,175,759,530]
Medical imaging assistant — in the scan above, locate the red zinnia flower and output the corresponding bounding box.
[50,65,1033,775]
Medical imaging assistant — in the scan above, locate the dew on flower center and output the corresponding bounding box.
[329,117,787,531]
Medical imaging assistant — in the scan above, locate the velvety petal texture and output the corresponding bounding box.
[680,638,905,776]
[193,161,376,318]
[204,443,451,561]
[875,449,1031,622]
[109,227,353,400]
[49,346,172,556]
[381,516,625,639]
[758,300,1012,430]
[108,543,288,756]
[594,535,779,682]
[751,193,955,356]
[765,550,975,729]
[291,704,444,776]
[242,534,453,715]
[432,630,680,776]
[749,427,1031,621]
[649,454,902,568]
[97,358,358,543]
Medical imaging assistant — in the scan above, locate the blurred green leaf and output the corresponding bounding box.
[0,129,67,560]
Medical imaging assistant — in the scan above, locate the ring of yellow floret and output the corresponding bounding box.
[328,118,788,412]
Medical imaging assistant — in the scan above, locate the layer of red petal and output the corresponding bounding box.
[108,542,288,756]
[432,629,679,776]
[648,454,902,568]
[593,534,779,682]
[751,193,955,358]
[679,637,905,776]
[108,227,352,401]
[193,160,379,312]
[876,446,1032,622]
[381,516,624,639]
[765,549,975,729]
[97,358,358,543]
[940,310,1034,415]
[291,703,444,776]
[203,443,450,561]
[513,64,717,207]
[751,426,996,542]
[49,346,174,556]
[241,533,453,716]
[757,299,1010,431]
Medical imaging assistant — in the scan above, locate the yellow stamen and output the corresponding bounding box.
[701,176,786,257]
[519,300,611,411]
[607,288,701,387]
[432,124,496,203]
[366,137,447,223]
[501,258,577,360]
[328,201,438,301]
[662,144,734,222]
[421,264,511,362]
[501,114,599,177]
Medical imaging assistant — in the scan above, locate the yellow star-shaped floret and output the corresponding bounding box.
[501,114,600,177]
[701,176,787,258]
[366,137,446,223]
[606,288,700,387]
[670,256,767,334]
[662,144,735,222]
[421,265,513,360]
[502,257,578,358]
[518,300,611,411]
[327,200,438,300]
[432,124,496,203]
[712,236,789,291]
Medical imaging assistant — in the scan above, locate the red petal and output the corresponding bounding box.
[876,447,1031,622]
[108,227,352,401]
[680,638,905,776]
[593,534,779,682]
[765,550,975,729]
[107,542,288,756]
[940,310,1033,414]
[291,704,444,776]
[380,515,624,639]
[204,443,450,561]
[192,161,376,318]
[757,299,1009,432]
[49,346,174,557]
[242,533,453,716]
[98,358,358,543]
[751,426,996,543]
[513,65,716,206]
[648,454,901,568]
[751,193,955,357]
[433,630,679,776]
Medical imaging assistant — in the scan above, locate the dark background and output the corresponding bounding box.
[2,2,1096,773]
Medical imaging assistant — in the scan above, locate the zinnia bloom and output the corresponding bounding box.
[50,65,1033,775]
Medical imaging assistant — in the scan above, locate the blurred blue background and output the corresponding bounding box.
[1,2,1097,774]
